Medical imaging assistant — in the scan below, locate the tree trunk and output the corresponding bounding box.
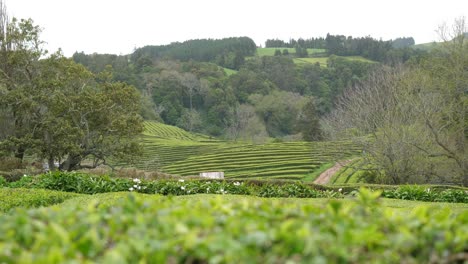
[14,146,25,161]
[61,155,82,171]
[48,157,55,171]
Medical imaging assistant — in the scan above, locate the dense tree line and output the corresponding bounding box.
[265,37,326,49]
[266,35,422,63]
[72,42,376,141]
[130,37,257,70]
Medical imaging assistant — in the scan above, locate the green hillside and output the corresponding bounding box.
[256,47,377,67]
[294,55,377,67]
[134,121,359,181]
[412,42,440,51]
[256,47,326,56]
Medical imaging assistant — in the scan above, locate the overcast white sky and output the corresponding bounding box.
[6,0,468,57]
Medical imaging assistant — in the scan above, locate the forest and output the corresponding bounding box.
[71,35,415,140]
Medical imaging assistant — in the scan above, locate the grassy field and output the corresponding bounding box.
[293,57,329,67]
[222,67,238,76]
[294,56,376,67]
[256,47,326,56]
[412,42,440,51]
[134,121,359,181]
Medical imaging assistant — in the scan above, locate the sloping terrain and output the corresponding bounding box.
[136,121,359,180]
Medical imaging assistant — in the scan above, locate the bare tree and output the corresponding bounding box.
[227,104,268,143]
[323,19,467,186]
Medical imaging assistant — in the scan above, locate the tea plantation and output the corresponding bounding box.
[1,123,467,263]
[135,121,359,181]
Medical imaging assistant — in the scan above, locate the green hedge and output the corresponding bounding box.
[0,188,82,212]
[6,172,468,203]
[0,189,466,263]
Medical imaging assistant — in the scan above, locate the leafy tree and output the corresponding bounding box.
[228,69,275,103]
[0,4,143,170]
[297,98,322,141]
[295,46,308,58]
[177,109,203,133]
[0,1,44,160]
[391,37,415,48]
[249,91,307,137]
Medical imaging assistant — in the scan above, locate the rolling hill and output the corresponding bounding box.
[255,47,377,67]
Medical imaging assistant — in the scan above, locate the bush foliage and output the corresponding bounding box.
[0,189,466,263]
[0,188,81,212]
[6,171,467,203]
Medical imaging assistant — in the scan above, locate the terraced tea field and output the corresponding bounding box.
[329,159,367,184]
[135,122,360,181]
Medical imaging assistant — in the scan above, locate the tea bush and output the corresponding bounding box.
[0,189,466,263]
[0,188,81,212]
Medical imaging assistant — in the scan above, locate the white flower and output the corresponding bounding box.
[178,179,185,183]
[207,187,210,192]
[220,188,224,192]
[137,186,141,190]
[23,174,28,177]
[233,182,241,186]
[129,187,134,191]
[133,178,141,183]
[338,188,343,192]
[133,184,138,188]
[181,186,186,190]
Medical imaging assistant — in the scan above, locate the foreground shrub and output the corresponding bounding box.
[0,189,466,263]
[7,172,468,203]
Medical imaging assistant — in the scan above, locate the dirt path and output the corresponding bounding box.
[313,160,352,185]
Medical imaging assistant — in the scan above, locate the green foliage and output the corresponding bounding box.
[325,20,467,185]
[382,185,468,203]
[256,183,327,198]
[0,157,23,171]
[0,188,81,212]
[132,37,257,70]
[0,176,6,187]
[0,190,467,263]
[0,13,144,171]
[7,172,468,203]
[160,139,359,180]
[297,98,323,141]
